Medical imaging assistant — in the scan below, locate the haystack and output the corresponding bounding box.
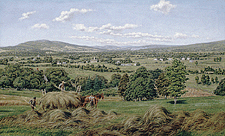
[39,92,83,110]
[140,105,172,125]
[71,107,90,117]
[182,109,209,131]
[203,112,225,131]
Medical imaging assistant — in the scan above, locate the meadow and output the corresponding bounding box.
[0,92,225,135]
[0,52,224,135]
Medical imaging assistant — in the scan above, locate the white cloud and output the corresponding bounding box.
[31,23,49,29]
[150,0,176,14]
[53,8,93,22]
[73,24,86,31]
[70,36,166,46]
[19,11,36,20]
[174,32,200,39]
[174,32,188,39]
[100,23,112,30]
[73,23,138,34]
[191,34,200,38]
[73,23,139,33]
[108,24,138,30]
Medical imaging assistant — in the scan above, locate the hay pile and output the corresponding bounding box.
[1,104,225,135]
[114,105,225,136]
[0,106,118,130]
[39,92,83,110]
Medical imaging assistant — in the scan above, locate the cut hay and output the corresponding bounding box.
[43,109,70,122]
[71,107,90,117]
[182,109,209,131]
[140,105,172,125]
[39,91,83,110]
[203,112,225,131]
[1,104,225,135]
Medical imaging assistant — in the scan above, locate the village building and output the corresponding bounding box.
[90,57,98,63]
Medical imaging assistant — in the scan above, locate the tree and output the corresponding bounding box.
[201,74,206,85]
[136,62,140,66]
[211,77,215,84]
[110,73,121,87]
[215,76,219,84]
[155,73,170,99]
[195,76,199,84]
[195,61,198,66]
[13,77,25,90]
[165,59,188,105]
[118,73,129,99]
[45,68,74,91]
[205,75,211,85]
[214,78,225,96]
[125,66,157,101]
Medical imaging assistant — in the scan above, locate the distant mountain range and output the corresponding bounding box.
[0,40,224,54]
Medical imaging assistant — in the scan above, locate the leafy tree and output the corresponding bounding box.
[201,74,206,85]
[149,68,163,80]
[93,75,101,91]
[195,76,199,84]
[205,75,211,85]
[155,73,170,99]
[13,77,25,90]
[85,77,93,91]
[45,68,74,91]
[125,66,157,101]
[118,73,129,99]
[110,73,121,87]
[165,59,188,105]
[136,62,140,66]
[214,78,225,96]
[211,77,215,84]
[0,76,12,88]
[195,61,198,66]
[215,76,219,84]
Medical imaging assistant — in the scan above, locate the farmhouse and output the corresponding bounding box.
[90,57,98,63]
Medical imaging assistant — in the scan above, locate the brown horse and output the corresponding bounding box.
[82,93,104,108]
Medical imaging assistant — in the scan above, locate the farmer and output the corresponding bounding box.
[29,97,36,110]
[59,81,66,92]
[89,94,95,107]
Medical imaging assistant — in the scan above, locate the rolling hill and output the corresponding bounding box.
[0,40,224,54]
[0,40,103,53]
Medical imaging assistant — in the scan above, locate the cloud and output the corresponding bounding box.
[53,8,93,22]
[174,32,188,39]
[31,23,49,29]
[174,32,200,39]
[73,23,139,32]
[191,34,200,38]
[19,11,36,20]
[108,24,138,30]
[70,36,166,46]
[73,24,86,31]
[150,0,176,14]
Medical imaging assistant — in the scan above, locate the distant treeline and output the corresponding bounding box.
[188,66,225,75]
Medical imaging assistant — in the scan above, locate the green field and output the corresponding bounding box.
[0,92,225,135]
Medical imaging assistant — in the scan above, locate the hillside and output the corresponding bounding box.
[0,40,103,53]
[142,40,225,52]
[0,40,224,54]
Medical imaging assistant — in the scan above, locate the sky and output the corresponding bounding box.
[0,0,225,47]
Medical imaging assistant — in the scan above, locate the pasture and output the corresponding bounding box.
[0,89,225,135]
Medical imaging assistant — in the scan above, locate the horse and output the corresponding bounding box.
[82,93,104,108]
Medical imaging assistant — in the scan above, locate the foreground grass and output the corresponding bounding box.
[0,89,42,98]
[0,95,224,135]
[98,96,225,116]
[0,106,30,119]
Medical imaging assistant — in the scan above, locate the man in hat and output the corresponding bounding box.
[59,81,66,92]
[29,97,36,111]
